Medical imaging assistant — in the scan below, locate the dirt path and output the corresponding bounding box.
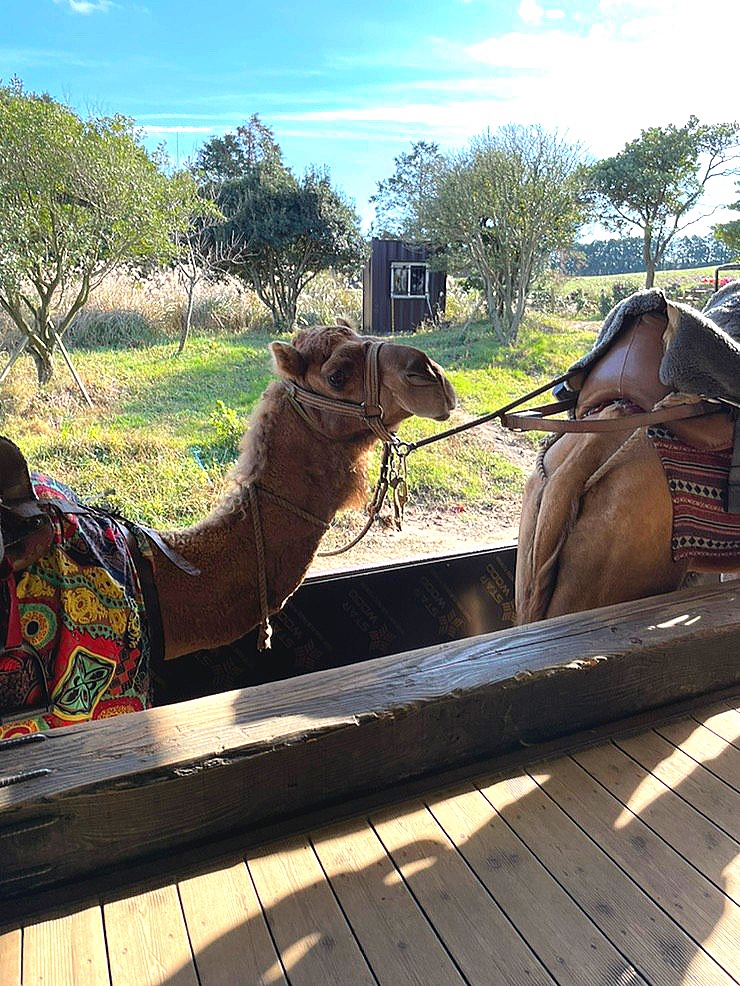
[310,420,538,575]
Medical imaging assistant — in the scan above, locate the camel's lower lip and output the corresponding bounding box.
[434,411,452,421]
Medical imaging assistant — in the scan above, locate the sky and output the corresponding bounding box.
[3,0,740,234]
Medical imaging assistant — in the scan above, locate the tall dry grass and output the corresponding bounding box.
[68,269,365,347]
[0,266,484,355]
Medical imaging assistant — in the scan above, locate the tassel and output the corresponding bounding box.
[257,617,273,651]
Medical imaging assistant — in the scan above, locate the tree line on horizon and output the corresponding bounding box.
[1,75,739,388]
[565,234,734,277]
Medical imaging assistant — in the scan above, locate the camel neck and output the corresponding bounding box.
[153,389,374,660]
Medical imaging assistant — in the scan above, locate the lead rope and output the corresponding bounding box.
[248,482,330,649]
[248,484,272,650]
[317,442,409,557]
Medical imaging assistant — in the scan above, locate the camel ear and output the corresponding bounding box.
[270,341,306,381]
[336,316,353,329]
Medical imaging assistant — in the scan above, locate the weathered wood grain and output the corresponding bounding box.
[311,818,466,986]
[371,800,555,985]
[22,908,110,986]
[104,885,197,986]
[528,757,740,978]
[480,771,734,986]
[427,783,648,985]
[178,862,287,986]
[0,929,21,986]
[572,742,740,901]
[247,836,376,986]
[0,582,738,915]
[615,728,740,841]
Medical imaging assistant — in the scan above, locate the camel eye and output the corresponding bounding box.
[328,368,347,390]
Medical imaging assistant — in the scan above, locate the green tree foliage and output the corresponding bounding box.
[0,79,197,385]
[370,141,445,238]
[421,125,588,343]
[193,113,282,191]
[589,116,740,288]
[714,180,740,258]
[198,119,364,332]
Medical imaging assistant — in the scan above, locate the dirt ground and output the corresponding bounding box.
[310,421,538,575]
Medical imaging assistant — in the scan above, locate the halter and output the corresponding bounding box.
[281,340,398,444]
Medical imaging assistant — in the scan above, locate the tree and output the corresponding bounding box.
[197,120,364,332]
[370,141,445,238]
[421,125,588,343]
[714,180,740,258]
[589,116,740,288]
[0,80,197,390]
[173,215,223,355]
[194,113,281,192]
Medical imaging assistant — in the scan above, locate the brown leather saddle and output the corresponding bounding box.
[573,310,735,451]
[0,438,53,575]
[502,308,739,511]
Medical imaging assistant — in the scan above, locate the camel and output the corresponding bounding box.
[157,323,454,658]
[0,322,455,733]
[515,293,740,626]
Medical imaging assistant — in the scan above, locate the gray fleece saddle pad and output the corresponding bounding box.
[567,280,740,406]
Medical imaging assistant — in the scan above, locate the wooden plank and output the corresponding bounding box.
[426,783,648,986]
[2,581,738,908]
[311,817,466,986]
[614,729,740,842]
[480,770,733,986]
[656,719,740,791]
[693,705,740,748]
[0,930,21,986]
[573,741,740,900]
[615,729,740,841]
[178,862,287,986]
[104,885,198,986]
[371,800,555,986]
[530,755,740,978]
[23,907,109,986]
[247,835,376,986]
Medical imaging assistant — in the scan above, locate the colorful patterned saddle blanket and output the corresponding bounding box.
[0,475,157,740]
[648,428,740,564]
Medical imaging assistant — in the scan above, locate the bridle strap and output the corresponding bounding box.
[282,341,397,444]
[501,397,727,433]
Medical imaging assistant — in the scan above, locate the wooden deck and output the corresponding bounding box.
[2,697,738,986]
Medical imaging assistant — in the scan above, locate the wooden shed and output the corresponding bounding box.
[363,238,446,334]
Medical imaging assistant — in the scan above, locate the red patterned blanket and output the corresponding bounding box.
[648,427,740,564]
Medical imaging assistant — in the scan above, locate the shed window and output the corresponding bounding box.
[391,263,428,298]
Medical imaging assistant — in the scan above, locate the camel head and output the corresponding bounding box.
[270,320,456,440]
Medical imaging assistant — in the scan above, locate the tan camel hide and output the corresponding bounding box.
[153,323,456,659]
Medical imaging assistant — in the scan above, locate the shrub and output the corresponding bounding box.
[598,279,642,317]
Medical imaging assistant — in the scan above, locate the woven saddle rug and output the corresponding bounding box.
[647,425,740,564]
[0,474,154,740]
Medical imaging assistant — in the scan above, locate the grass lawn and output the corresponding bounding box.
[0,313,596,529]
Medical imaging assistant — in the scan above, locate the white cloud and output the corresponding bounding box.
[142,125,219,134]
[518,0,565,25]
[518,0,544,25]
[55,0,114,14]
